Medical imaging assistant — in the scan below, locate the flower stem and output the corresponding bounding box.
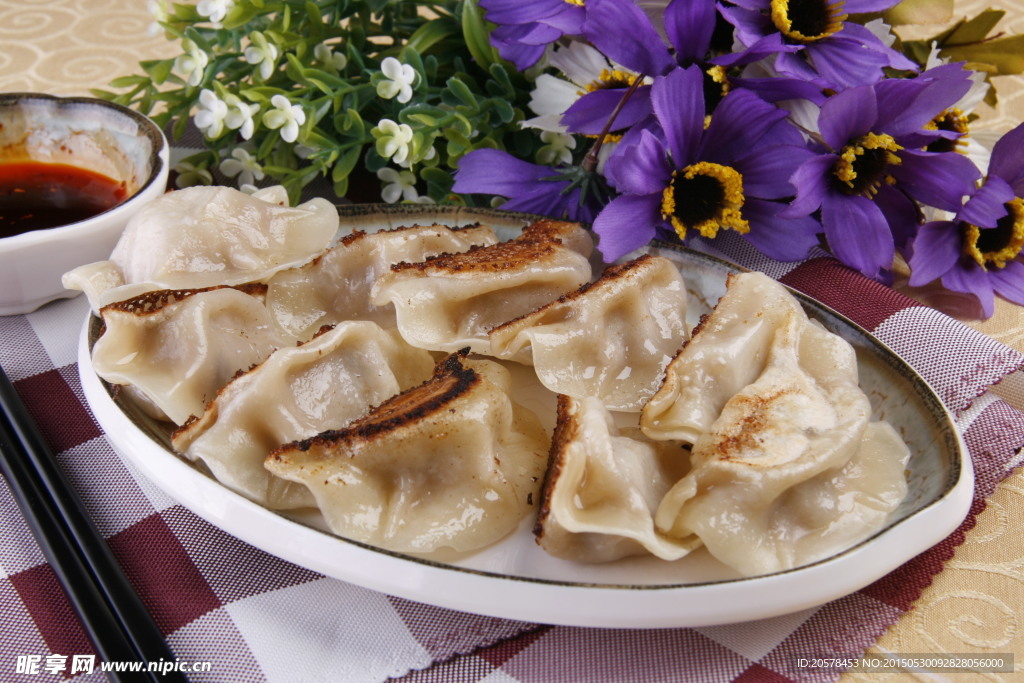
[582,74,646,173]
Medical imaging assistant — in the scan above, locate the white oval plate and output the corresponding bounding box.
[79,205,972,629]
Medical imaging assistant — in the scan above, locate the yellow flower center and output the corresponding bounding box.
[770,0,847,43]
[962,197,1024,270]
[925,108,970,154]
[583,68,642,93]
[833,132,902,198]
[661,162,750,240]
[564,0,584,5]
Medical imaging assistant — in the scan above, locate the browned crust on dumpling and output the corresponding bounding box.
[387,219,583,275]
[490,253,656,336]
[533,394,579,544]
[100,283,269,316]
[337,222,489,249]
[266,349,480,461]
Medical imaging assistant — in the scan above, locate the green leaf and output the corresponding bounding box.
[405,17,460,55]
[461,0,498,72]
[446,76,477,107]
[109,75,151,88]
[141,59,175,85]
[883,0,954,26]
[941,34,1024,75]
[332,145,363,180]
[490,98,515,124]
[223,3,262,29]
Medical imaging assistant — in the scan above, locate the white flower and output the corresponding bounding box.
[224,94,259,140]
[174,39,209,87]
[197,0,235,24]
[220,148,265,187]
[372,119,415,165]
[263,95,306,143]
[314,42,348,71]
[395,143,437,168]
[376,57,417,104]
[377,168,420,203]
[522,41,646,135]
[536,130,576,166]
[923,42,994,174]
[147,0,170,36]
[194,89,229,138]
[244,39,279,81]
[173,160,212,188]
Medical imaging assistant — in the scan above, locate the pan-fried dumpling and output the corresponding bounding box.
[63,185,338,311]
[535,395,696,563]
[264,351,550,554]
[370,220,594,354]
[640,271,808,442]
[171,322,435,509]
[91,285,282,425]
[489,254,688,411]
[645,273,910,575]
[266,223,498,341]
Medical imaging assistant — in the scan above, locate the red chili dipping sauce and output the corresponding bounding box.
[0,161,128,237]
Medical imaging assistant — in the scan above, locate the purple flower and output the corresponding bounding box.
[479,0,584,70]
[907,123,1024,318]
[592,66,820,261]
[561,0,723,135]
[783,76,982,281]
[452,148,606,223]
[718,0,917,89]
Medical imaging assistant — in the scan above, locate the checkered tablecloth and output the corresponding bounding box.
[1,235,1022,683]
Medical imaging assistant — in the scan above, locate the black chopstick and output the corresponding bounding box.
[0,365,187,683]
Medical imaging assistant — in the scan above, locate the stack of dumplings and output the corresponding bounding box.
[77,185,911,575]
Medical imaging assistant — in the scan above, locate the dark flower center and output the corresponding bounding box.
[661,162,749,239]
[703,65,730,113]
[831,133,902,198]
[925,108,970,154]
[962,198,1024,269]
[771,0,847,42]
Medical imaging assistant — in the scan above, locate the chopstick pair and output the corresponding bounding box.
[0,365,187,683]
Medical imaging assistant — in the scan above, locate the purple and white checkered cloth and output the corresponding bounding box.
[1,231,1022,682]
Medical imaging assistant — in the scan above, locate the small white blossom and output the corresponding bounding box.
[395,143,437,168]
[377,168,420,203]
[314,42,348,71]
[197,0,235,24]
[263,94,306,143]
[174,39,209,87]
[173,160,213,188]
[376,57,417,104]
[194,89,229,138]
[147,0,170,36]
[372,119,415,165]
[220,148,265,187]
[244,39,279,81]
[223,94,259,140]
[536,130,576,165]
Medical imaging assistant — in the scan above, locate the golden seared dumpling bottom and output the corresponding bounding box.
[265,351,550,554]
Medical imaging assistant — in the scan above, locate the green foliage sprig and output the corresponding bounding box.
[96,0,538,204]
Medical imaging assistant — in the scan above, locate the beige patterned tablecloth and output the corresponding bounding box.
[2,0,1023,678]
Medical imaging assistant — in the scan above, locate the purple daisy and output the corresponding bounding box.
[478,0,585,70]
[591,66,821,261]
[560,0,723,135]
[718,0,917,89]
[782,74,982,281]
[451,148,606,223]
[907,123,1024,318]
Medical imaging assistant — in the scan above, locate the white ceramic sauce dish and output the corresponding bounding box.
[0,93,169,315]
